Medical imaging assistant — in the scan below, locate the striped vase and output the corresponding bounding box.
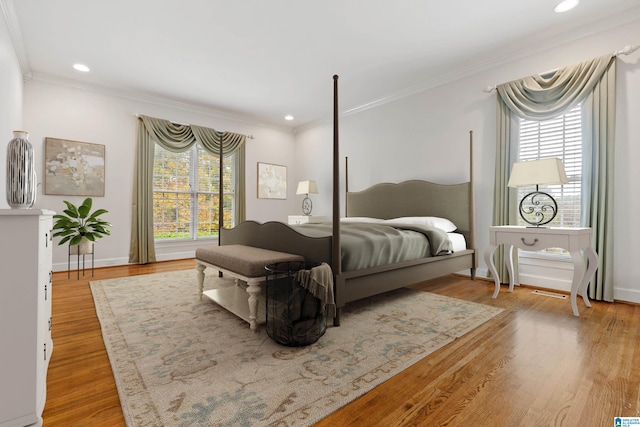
[6,130,37,208]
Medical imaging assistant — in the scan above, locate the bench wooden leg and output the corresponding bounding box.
[196,263,206,297]
[246,282,262,331]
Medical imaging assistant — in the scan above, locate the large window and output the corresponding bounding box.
[153,144,235,241]
[517,104,582,228]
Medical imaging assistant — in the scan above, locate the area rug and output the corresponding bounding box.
[90,269,503,426]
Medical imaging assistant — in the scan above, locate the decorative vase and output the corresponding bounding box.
[6,130,37,208]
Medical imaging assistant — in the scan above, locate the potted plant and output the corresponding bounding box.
[52,198,112,254]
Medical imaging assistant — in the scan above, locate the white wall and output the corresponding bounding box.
[21,80,298,271]
[295,19,640,303]
[0,16,24,208]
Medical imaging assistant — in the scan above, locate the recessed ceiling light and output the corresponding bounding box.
[73,63,90,72]
[284,115,294,121]
[554,0,579,13]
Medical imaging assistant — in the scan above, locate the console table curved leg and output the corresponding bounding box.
[506,245,515,292]
[581,247,598,308]
[484,244,500,298]
[569,251,587,316]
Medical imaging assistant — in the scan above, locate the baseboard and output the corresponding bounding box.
[612,287,640,304]
[155,250,196,262]
[52,251,196,273]
[518,273,571,293]
[53,256,130,273]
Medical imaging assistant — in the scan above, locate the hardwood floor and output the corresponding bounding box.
[44,260,640,426]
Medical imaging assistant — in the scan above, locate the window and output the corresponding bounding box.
[517,104,582,258]
[517,104,582,228]
[153,144,235,241]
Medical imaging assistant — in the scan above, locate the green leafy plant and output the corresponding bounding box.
[52,198,112,246]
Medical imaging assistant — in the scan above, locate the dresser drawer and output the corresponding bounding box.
[495,230,569,251]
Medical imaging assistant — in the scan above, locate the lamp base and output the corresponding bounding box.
[301,196,313,215]
[519,190,558,227]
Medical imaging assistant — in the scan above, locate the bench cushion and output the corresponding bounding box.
[196,244,304,278]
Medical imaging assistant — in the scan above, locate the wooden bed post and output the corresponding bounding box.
[345,156,349,215]
[332,75,341,275]
[469,130,477,279]
[333,75,342,326]
[219,133,223,247]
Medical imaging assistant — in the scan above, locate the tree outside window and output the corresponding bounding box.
[153,144,235,240]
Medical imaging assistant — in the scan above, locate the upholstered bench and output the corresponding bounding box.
[195,245,304,330]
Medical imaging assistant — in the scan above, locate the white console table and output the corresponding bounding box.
[484,226,598,316]
[287,215,327,225]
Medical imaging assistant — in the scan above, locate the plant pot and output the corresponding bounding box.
[70,237,94,255]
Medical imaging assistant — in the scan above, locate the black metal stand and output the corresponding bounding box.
[68,244,95,280]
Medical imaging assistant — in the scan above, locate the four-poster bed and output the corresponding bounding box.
[217,75,477,325]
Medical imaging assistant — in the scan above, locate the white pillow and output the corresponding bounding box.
[383,216,457,232]
[341,217,383,223]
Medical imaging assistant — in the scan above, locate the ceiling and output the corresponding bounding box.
[4,0,640,129]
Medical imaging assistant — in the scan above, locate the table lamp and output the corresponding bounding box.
[507,158,569,227]
[296,180,318,215]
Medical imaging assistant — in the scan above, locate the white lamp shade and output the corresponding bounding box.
[296,180,318,195]
[507,158,569,187]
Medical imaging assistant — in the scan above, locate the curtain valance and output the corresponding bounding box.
[497,54,615,120]
[140,115,245,155]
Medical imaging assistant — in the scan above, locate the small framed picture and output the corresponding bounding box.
[257,162,287,199]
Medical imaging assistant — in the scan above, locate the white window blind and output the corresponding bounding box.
[153,144,235,241]
[518,104,582,228]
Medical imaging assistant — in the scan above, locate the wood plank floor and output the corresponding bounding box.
[43,260,640,426]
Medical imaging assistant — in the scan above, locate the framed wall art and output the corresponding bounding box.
[44,137,106,197]
[257,162,287,199]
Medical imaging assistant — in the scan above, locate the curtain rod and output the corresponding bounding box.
[132,113,255,139]
[482,44,639,93]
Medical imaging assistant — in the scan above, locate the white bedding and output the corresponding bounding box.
[341,216,467,252]
[448,232,467,252]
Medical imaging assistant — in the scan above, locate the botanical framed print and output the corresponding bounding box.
[44,137,106,196]
[257,162,287,199]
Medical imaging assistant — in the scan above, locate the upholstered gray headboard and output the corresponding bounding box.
[346,180,474,246]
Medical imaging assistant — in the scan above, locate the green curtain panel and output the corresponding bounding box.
[129,116,246,264]
[491,103,520,284]
[129,120,157,264]
[493,54,616,301]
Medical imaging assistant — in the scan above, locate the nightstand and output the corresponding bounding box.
[287,215,328,225]
[484,226,598,316]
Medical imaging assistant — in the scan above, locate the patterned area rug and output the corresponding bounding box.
[90,269,503,426]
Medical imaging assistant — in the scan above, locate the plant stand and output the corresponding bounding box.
[68,242,95,280]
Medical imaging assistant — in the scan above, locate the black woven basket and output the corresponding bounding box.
[264,261,326,346]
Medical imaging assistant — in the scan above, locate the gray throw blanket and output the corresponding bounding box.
[294,262,336,319]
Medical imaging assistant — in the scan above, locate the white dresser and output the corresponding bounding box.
[0,209,55,427]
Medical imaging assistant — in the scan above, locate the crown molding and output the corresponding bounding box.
[28,72,294,133]
[1,0,31,77]
[295,8,640,133]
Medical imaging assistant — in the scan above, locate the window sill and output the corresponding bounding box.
[155,237,218,247]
